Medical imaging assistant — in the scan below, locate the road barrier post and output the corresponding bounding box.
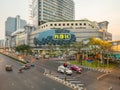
[64,76,67,81]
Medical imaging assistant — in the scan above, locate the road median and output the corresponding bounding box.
[0,52,27,64]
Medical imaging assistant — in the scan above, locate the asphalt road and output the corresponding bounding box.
[0,54,72,90]
[35,58,120,90]
[1,53,120,90]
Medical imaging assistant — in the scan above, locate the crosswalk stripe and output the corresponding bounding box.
[44,71,85,90]
[67,79,78,81]
[70,81,81,83]
[77,84,84,86]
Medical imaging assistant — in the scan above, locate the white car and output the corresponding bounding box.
[57,65,72,75]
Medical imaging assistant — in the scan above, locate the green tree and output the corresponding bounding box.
[15,44,31,55]
[60,44,70,57]
[88,37,112,66]
[72,41,83,64]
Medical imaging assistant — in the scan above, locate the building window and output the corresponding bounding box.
[54,24,57,26]
[59,24,61,26]
[75,23,78,26]
[67,23,69,26]
[63,23,65,26]
[50,24,53,26]
[38,21,41,25]
[80,23,82,25]
[71,23,73,26]
[84,23,86,26]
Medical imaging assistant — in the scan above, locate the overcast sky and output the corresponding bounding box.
[0,0,120,40]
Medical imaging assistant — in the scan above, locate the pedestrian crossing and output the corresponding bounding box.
[44,70,85,90]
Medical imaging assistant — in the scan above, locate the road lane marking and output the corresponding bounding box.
[66,78,77,81]
[97,73,109,80]
[70,81,81,83]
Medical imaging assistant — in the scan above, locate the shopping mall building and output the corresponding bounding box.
[4,19,111,48]
[2,19,120,53]
[0,0,113,51]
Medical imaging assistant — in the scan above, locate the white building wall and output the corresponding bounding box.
[10,20,111,48]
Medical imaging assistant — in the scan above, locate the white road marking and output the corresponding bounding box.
[70,81,81,83]
[67,78,77,81]
[77,84,84,87]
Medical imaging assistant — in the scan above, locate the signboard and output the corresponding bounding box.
[53,33,71,40]
[34,29,76,45]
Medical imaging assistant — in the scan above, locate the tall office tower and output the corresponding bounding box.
[31,0,75,28]
[5,15,27,36]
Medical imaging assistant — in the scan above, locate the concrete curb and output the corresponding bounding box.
[0,52,27,64]
[79,66,112,73]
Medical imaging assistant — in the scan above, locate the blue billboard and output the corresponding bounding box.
[34,29,76,46]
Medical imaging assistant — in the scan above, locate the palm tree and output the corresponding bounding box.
[72,41,83,64]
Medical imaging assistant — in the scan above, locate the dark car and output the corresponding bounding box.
[70,65,82,73]
[5,65,13,71]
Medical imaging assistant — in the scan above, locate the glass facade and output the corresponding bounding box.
[5,16,26,36]
[32,0,74,27]
[34,29,76,46]
[5,17,16,36]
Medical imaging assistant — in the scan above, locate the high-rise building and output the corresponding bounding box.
[31,0,75,28]
[5,15,26,36]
